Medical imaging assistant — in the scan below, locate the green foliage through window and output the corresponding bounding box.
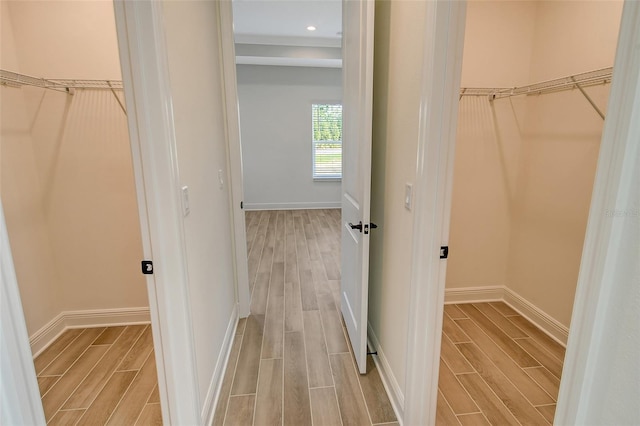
[312,104,342,179]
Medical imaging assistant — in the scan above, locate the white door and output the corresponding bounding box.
[340,0,375,374]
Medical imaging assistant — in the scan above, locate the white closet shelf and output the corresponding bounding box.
[0,69,124,92]
[460,67,613,99]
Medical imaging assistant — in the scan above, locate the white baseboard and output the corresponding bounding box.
[202,304,239,425]
[368,322,404,425]
[243,201,341,211]
[30,307,151,358]
[444,285,568,346]
[30,313,66,358]
[444,285,503,304]
[503,288,569,346]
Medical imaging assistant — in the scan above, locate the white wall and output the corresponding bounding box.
[1,1,147,337]
[237,64,342,210]
[162,0,238,408]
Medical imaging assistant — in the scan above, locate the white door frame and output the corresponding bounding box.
[403,1,640,425]
[113,1,201,423]
[0,202,47,425]
[402,2,467,424]
[554,2,640,423]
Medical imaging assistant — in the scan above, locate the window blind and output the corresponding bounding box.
[312,104,342,179]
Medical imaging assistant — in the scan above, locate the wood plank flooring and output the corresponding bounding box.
[215,209,398,426]
[34,324,160,425]
[34,208,565,426]
[437,302,566,425]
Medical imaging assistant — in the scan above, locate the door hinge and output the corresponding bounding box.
[440,246,449,259]
[141,260,154,275]
[240,201,244,209]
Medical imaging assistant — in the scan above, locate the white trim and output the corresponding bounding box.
[443,286,569,345]
[367,323,404,424]
[555,3,640,424]
[113,1,172,422]
[114,1,202,423]
[243,202,341,211]
[313,178,342,182]
[29,308,151,358]
[402,2,467,425]
[234,33,341,48]
[503,288,569,346]
[236,56,342,69]
[444,286,503,304]
[218,0,251,319]
[28,313,65,358]
[201,304,238,424]
[0,203,47,425]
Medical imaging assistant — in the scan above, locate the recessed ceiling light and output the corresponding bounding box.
[307,25,317,31]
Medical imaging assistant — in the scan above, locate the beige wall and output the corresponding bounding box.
[162,0,238,403]
[461,0,537,87]
[1,2,60,334]
[369,0,427,397]
[8,0,122,80]
[1,1,147,336]
[447,1,535,289]
[447,0,622,327]
[505,1,622,326]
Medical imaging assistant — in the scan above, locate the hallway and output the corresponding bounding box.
[213,209,398,426]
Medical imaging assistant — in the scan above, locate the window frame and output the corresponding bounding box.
[311,102,343,181]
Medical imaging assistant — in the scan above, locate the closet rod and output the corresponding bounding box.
[0,69,124,92]
[459,67,613,100]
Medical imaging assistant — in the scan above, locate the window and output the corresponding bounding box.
[312,103,342,179]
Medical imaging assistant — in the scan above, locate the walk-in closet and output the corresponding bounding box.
[437,1,623,424]
[1,2,160,424]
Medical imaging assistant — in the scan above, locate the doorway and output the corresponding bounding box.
[0,1,161,423]
[436,1,622,423]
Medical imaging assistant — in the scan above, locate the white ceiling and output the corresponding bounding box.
[232,0,342,45]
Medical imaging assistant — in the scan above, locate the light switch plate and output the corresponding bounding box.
[405,183,413,210]
[181,186,190,216]
[218,169,224,189]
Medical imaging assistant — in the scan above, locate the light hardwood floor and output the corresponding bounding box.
[34,209,564,426]
[214,209,398,426]
[437,302,565,425]
[34,324,160,425]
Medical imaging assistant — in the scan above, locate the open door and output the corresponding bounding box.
[340,0,375,374]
